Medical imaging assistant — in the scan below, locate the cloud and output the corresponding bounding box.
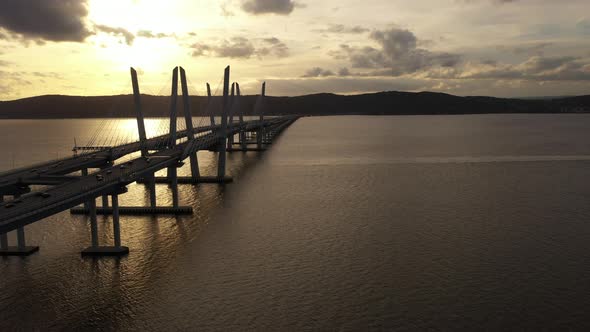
[258,37,289,57]
[0,71,33,95]
[255,76,435,95]
[94,25,135,45]
[302,67,335,77]
[137,30,175,39]
[191,36,289,58]
[314,24,369,34]
[192,37,255,58]
[0,0,91,43]
[577,18,590,35]
[509,42,552,56]
[220,2,235,17]
[241,0,298,15]
[338,67,351,76]
[330,27,462,76]
[461,56,590,81]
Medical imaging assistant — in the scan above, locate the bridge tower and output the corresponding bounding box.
[226,83,236,150]
[256,82,266,150]
[227,83,238,150]
[236,83,247,151]
[180,67,201,181]
[167,67,180,208]
[131,67,157,207]
[217,66,231,182]
[206,83,215,126]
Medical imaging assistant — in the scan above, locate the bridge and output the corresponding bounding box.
[0,66,298,257]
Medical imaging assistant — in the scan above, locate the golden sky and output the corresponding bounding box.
[0,0,589,100]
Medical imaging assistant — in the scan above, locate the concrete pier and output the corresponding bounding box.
[0,226,39,256]
[137,176,233,184]
[71,206,193,215]
[81,192,129,257]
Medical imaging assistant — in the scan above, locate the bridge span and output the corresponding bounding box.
[0,66,298,257]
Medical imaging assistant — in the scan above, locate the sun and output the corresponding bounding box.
[86,0,189,72]
[87,0,182,33]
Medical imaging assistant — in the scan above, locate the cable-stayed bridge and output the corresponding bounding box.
[0,66,299,257]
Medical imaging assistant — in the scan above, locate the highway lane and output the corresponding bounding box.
[0,120,273,194]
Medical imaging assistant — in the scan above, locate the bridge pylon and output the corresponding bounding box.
[180,67,201,181]
[215,66,232,183]
[206,83,215,126]
[0,66,299,258]
[257,82,266,150]
[228,81,269,152]
[227,82,246,151]
[237,83,247,151]
[131,67,157,207]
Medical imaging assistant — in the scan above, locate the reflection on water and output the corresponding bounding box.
[3,115,590,330]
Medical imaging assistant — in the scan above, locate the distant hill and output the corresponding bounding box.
[0,91,589,119]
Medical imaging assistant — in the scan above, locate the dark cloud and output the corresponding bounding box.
[0,0,91,42]
[458,56,590,81]
[191,36,289,58]
[331,27,462,76]
[510,42,552,56]
[241,0,298,15]
[95,25,135,45]
[481,59,498,66]
[302,67,335,77]
[192,37,255,58]
[314,24,369,34]
[258,37,289,57]
[338,67,351,76]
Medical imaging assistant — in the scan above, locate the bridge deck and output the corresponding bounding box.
[0,119,280,195]
[0,116,297,234]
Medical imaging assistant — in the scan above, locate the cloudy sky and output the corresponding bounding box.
[0,0,589,100]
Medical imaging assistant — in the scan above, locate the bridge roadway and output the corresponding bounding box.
[0,115,297,235]
[0,118,280,196]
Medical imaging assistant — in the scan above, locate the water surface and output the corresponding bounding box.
[2,115,590,330]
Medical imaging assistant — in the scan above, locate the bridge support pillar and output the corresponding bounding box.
[168,166,179,208]
[240,130,247,151]
[82,168,89,209]
[0,195,4,249]
[112,194,123,248]
[0,233,7,250]
[89,199,99,247]
[81,193,129,257]
[189,153,200,179]
[148,174,157,207]
[214,66,232,184]
[0,226,39,256]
